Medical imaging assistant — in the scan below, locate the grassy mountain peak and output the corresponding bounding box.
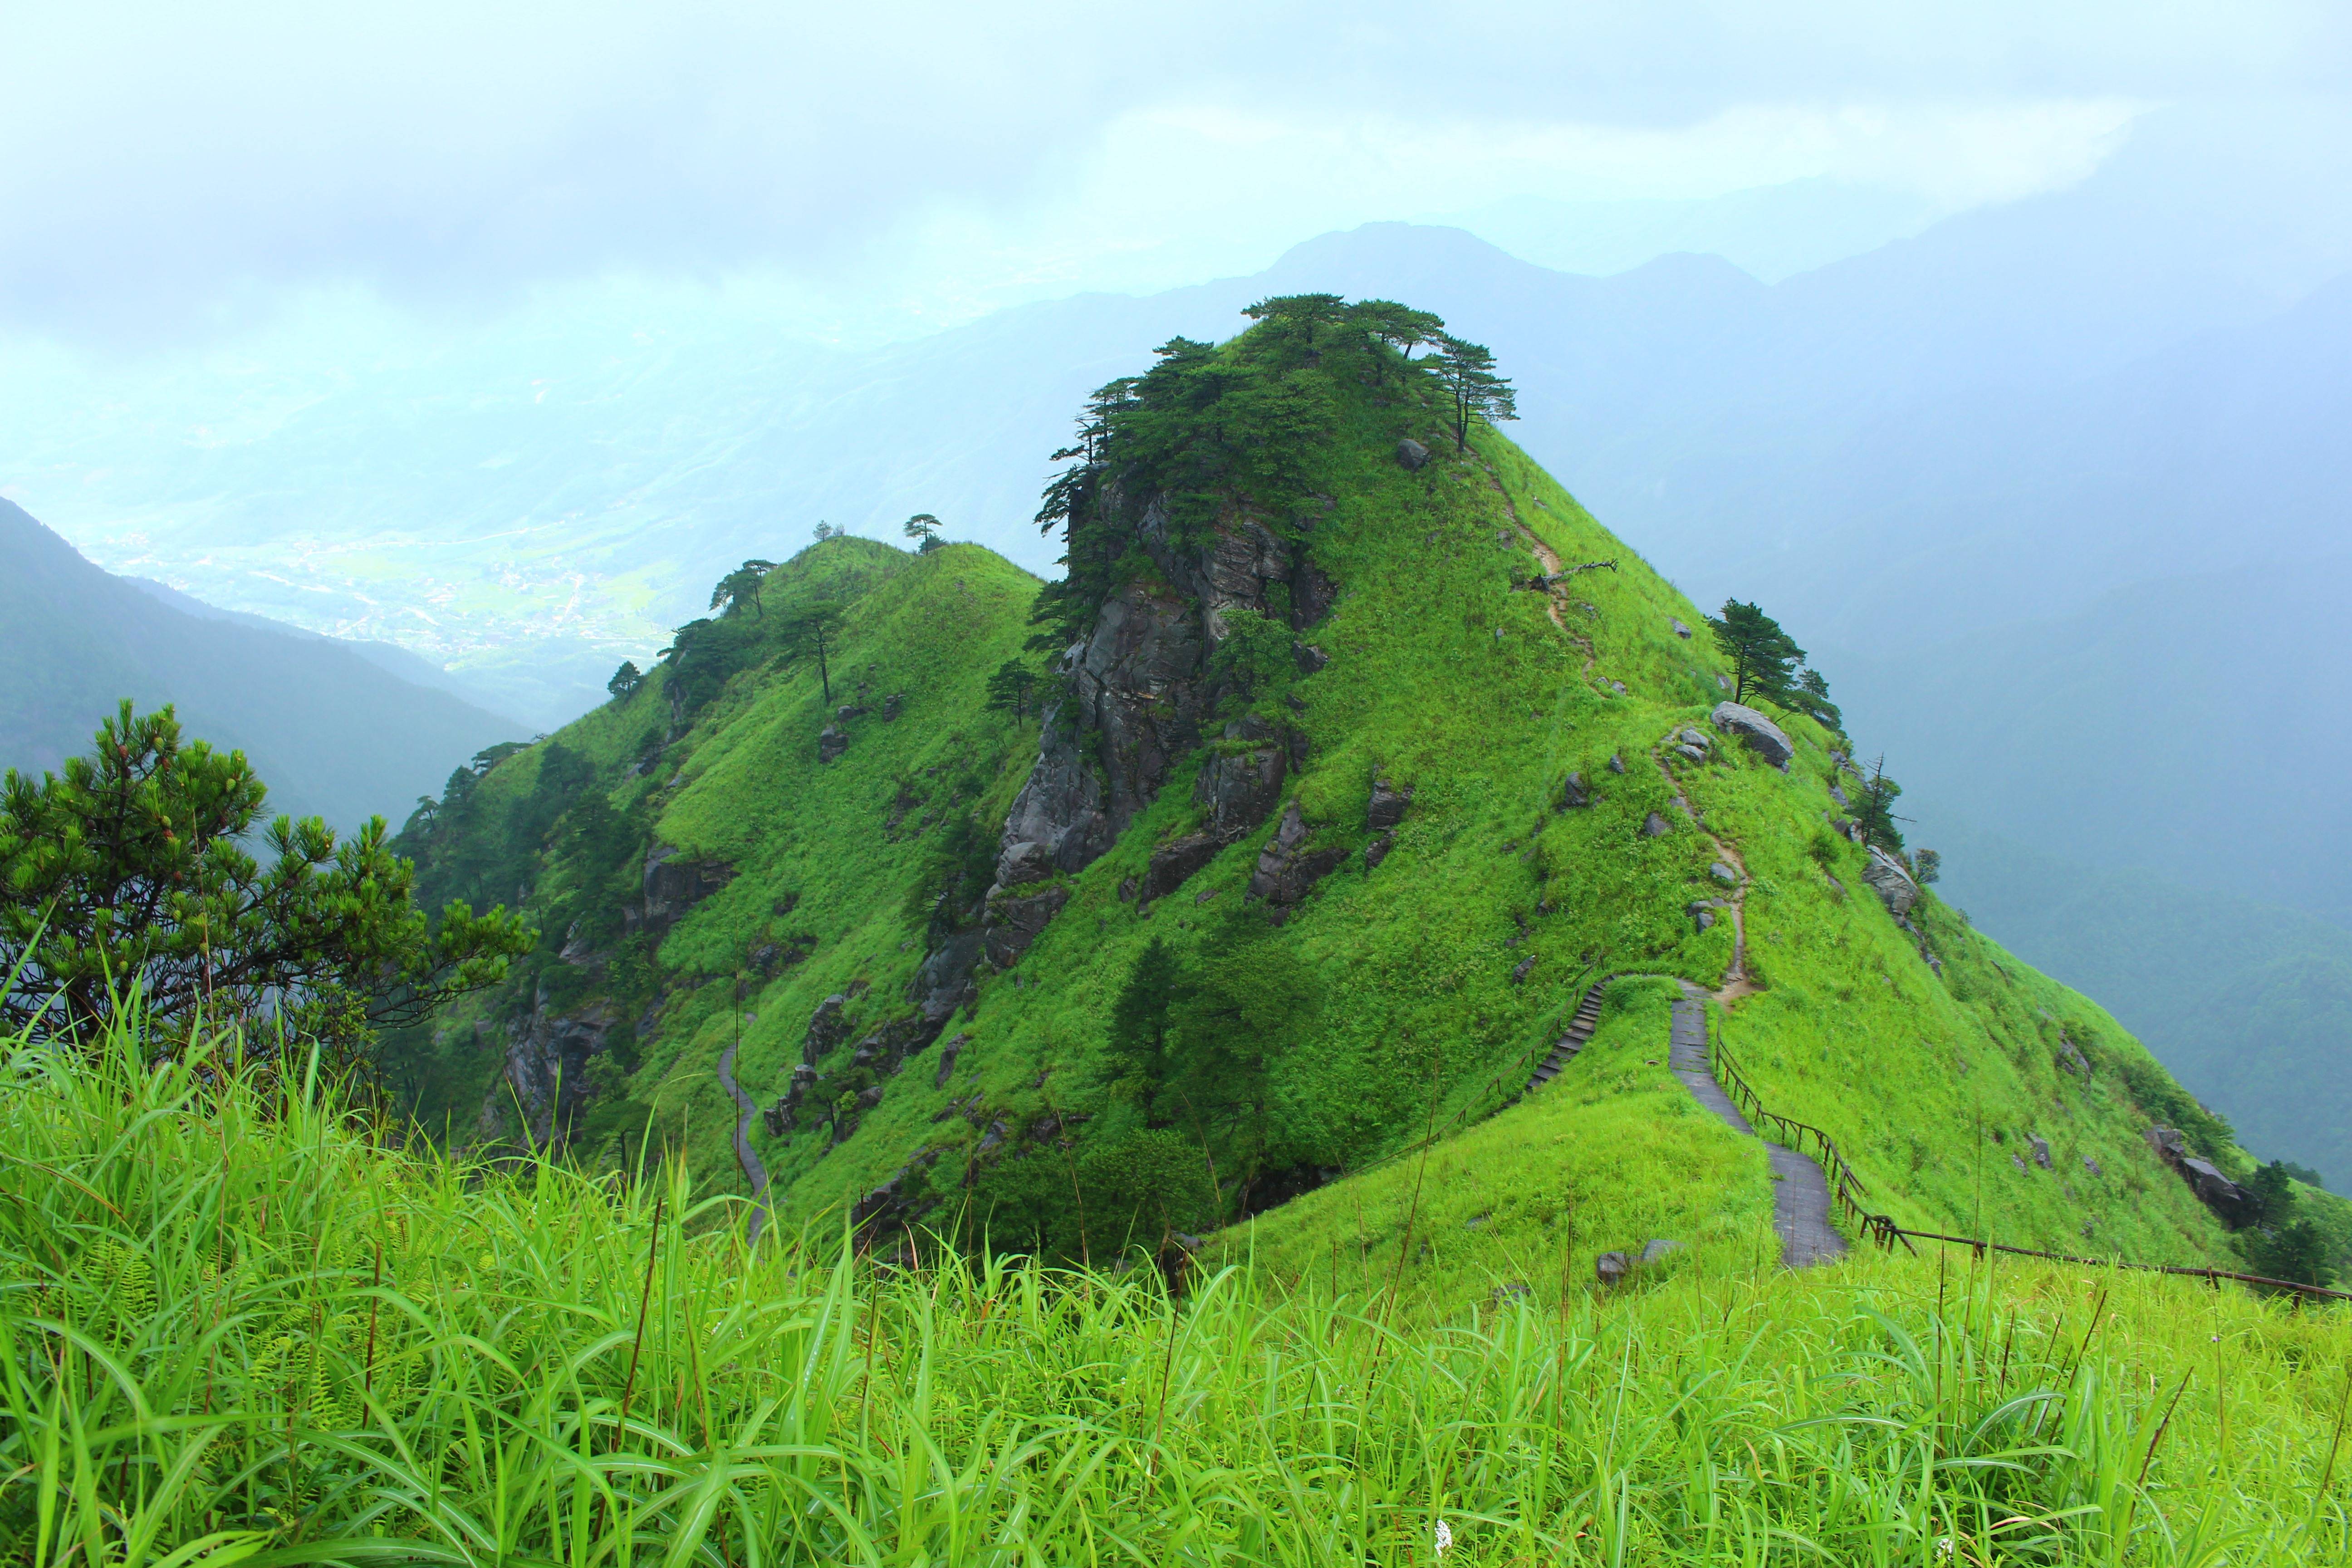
[384,298,2326,1294]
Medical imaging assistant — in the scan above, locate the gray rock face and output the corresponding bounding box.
[1606,753,1626,774]
[1143,833,1222,902]
[496,988,619,1146]
[1195,732,1289,840]
[1557,771,1590,809]
[1641,812,1673,838]
[1366,775,1414,832]
[907,929,982,1027]
[762,994,857,1132]
[1828,784,1850,807]
[1638,1238,1686,1265]
[2144,1127,2260,1227]
[1364,833,1395,872]
[1709,862,1737,885]
[933,1032,968,1089]
[1292,641,1329,674]
[982,884,1069,967]
[1672,619,1692,639]
[1292,562,1339,627]
[2029,1135,2053,1169]
[994,838,1056,888]
[881,693,903,721]
[1000,580,1207,877]
[1248,802,1345,906]
[1396,437,1431,470]
[1595,1250,1632,1287]
[641,844,734,929]
[1710,702,1793,769]
[1511,955,1535,984]
[818,725,848,763]
[1862,846,1919,917]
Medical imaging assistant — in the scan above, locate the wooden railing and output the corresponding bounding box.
[1708,1024,1895,1247]
[1710,1020,2349,1304]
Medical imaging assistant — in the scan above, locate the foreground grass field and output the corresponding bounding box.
[5,1024,2347,1566]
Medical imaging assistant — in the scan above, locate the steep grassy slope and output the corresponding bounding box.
[388,301,2289,1286]
[1926,813,2352,1192]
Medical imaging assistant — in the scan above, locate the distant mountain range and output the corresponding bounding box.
[0,498,519,833]
[3,103,2347,1177]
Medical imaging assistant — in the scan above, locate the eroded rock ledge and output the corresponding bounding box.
[984,495,1337,962]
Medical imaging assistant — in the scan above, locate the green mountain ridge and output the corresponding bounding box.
[384,302,2336,1290]
[0,496,521,833]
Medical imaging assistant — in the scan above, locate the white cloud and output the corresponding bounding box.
[0,2,2340,342]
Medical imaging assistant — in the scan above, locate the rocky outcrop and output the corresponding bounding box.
[1641,812,1673,838]
[1292,562,1339,627]
[1195,722,1289,839]
[982,884,1068,966]
[1143,833,1222,902]
[1366,775,1413,832]
[764,994,855,1134]
[850,1149,941,1252]
[1710,702,1793,769]
[495,989,620,1147]
[933,1031,968,1089]
[1247,802,1346,909]
[1862,846,1919,917]
[987,495,1341,964]
[1558,772,1590,809]
[638,845,734,930]
[2144,1127,2259,1227]
[907,929,982,1028]
[818,725,849,763]
[1396,438,1431,470]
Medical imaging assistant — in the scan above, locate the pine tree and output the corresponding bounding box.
[0,702,530,1052]
[605,660,643,702]
[1107,937,1184,1112]
[1853,757,1908,854]
[779,601,848,704]
[709,559,775,618]
[984,660,1040,720]
[1705,600,1806,706]
[902,514,944,553]
[1431,335,1519,451]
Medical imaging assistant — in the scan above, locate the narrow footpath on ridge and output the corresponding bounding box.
[1669,991,1846,1266]
[716,1041,771,1243]
[1477,461,1847,1266]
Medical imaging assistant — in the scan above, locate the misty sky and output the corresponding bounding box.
[10,2,2347,349]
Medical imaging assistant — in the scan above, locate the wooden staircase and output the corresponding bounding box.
[1524,979,1609,1092]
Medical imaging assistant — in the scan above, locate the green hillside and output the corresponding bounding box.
[385,298,2313,1286]
[0,498,519,833]
[1927,813,2352,1192]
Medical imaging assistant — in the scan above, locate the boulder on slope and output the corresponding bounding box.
[1710,702,1793,769]
[1861,846,1919,917]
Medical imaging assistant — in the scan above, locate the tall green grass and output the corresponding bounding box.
[5,1019,2347,1564]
